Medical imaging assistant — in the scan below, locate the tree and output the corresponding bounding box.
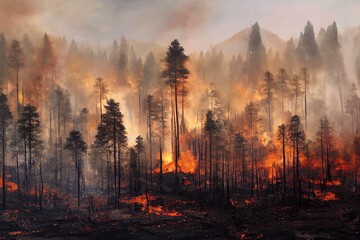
[135,135,145,193]
[18,104,42,188]
[118,36,129,84]
[103,98,127,207]
[283,38,296,74]
[91,123,109,190]
[204,110,220,195]
[0,93,12,209]
[296,21,322,69]
[40,33,56,78]
[353,137,360,190]
[289,74,303,115]
[8,40,24,116]
[54,85,72,186]
[262,71,275,132]
[162,39,190,179]
[276,68,289,119]
[0,34,6,89]
[345,82,359,133]
[317,116,334,188]
[93,77,108,125]
[245,102,262,197]
[234,132,246,189]
[287,115,305,205]
[244,22,267,86]
[143,52,159,94]
[64,130,87,207]
[302,68,310,132]
[277,124,287,203]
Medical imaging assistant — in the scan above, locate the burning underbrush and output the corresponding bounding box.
[121,194,182,217]
[0,177,18,191]
[154,150,197,174]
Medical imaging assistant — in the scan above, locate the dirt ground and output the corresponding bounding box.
[0,189,359,240]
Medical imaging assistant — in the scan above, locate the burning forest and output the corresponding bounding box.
[0,0,359,239]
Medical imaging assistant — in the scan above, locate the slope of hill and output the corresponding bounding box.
[215,28,286,59]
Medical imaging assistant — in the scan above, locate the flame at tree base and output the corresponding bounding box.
[0,177,19,191]
[154,150,197,174]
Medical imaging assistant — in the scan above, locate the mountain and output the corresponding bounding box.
[215,27,286,59]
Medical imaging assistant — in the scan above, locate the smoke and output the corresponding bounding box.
[0,0,42,37]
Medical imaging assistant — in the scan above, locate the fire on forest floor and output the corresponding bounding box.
[121,194,182,216]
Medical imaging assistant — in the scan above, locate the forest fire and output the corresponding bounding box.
[0,1,359,239]
[0,178,18,191]
[154,150,197,174]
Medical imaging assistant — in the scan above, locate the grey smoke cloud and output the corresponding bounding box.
[2,0,360,51]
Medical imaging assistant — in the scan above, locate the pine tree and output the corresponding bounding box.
[18,105,42,189]
[64,130,87,207]
[287,115,305,205]
[204,110,220,196]
[245,22,267,86]
[8,40,24,116]
[0,93,12,209]
[262,71,275,132]
[162,39,190,179]
[135,135,145,193]
[277,124,287,203]
[103,98,127,207]
[0,34,6,90]
[93,77,108,124]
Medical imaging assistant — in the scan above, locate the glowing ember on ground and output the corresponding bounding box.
[314,190,338,201]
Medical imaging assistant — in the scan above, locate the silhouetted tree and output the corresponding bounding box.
[8,40,24,116]
[18,104,42,189]
[277,124,287,202]
[103,98,127,207]
[262,71,275,132]
[162,39,190,179]
[0,34,6,89]
[287,115,305,205]
[0,93,12,209]
[93,77,108,125]
[64,130,87,207]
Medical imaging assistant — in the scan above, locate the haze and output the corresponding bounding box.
[3,0,360,51]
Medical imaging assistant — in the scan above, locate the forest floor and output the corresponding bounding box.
[0,187,359,239]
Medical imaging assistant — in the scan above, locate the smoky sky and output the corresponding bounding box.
[3,0,360,51]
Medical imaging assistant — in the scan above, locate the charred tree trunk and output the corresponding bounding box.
[282,129,286,204]
[16,152,21,198]
[39,160,44,210]
[204,139,207,193]
[159,144,163,193]
[209,133,212,197]
[2,118,5,210]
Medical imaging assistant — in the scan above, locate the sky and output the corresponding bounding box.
[2,0,360,51]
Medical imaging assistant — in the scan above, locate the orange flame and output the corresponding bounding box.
[0,178,19,191]
[154,150,197,174]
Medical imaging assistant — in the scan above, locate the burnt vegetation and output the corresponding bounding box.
[0,20,359,240]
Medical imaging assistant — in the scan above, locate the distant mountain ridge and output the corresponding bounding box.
[215,27,286,59]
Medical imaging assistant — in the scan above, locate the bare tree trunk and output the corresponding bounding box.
[204,140,207,193]
[39,160,44,210]
[282,130,286,204]
[209,133,212,197]
[159,144,163,193]
[16,152,20,198]
[2,118,5,210]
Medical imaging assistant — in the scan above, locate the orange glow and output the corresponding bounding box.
[121,194,181,216]
[148,205,182,216]
[154,150,197,174]
[314,190,338,201]
[0,178,19,191]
